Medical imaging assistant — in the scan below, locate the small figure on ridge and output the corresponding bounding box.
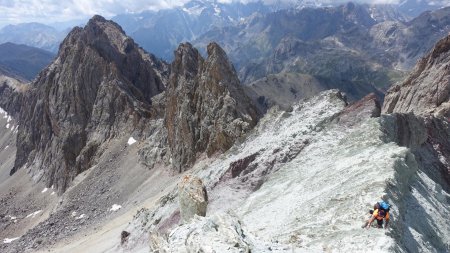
[363,201,391,229]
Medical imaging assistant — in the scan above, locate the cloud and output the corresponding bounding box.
[1,0,450,27]
[0,0,190,26]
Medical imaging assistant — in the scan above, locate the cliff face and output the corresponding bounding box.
[166,42,259,171]
[383,35,450,117]
[13,15,168,192]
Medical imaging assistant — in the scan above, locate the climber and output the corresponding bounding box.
[365,202,390,229]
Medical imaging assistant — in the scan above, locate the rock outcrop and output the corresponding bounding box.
[166,42,259,171]
[383,34,450,117]
[13,15,168,192]
[149,213,256,252]
[178,175,208,223]
[338,93,381,127]
[0,75,25,118]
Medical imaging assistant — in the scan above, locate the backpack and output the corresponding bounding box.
[378,201,390,212]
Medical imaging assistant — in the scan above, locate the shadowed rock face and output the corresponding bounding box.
[383,34,450,118]
[381,113,450,189]
[166,42,259,171]
[13,15,168,192]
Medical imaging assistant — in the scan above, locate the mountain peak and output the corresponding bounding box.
[206,41,226,58]
[89,14,107,23]
[166,42,259,171]
[14,16,167,191]
[430,34,450,59]
[86,14,125,34]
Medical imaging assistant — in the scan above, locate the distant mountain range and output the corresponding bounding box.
[0,43,55,81]
[0,23,67,53]
[191,3,450,108]
[0,0,449,107]
[113,0,275,60]
[0,0,448,60]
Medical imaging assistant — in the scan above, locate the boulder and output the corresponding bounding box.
[178,175,208,223]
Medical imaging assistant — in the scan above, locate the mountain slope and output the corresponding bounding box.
[0,43,54,81]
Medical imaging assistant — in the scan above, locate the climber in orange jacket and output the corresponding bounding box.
[365,203,390,229]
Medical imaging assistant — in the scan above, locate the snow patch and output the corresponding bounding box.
[182,6,206,16]
[4,145,8,150]
[214,6,221,16]
[5,123,9,129]
[110,204,122,211]
[41,188,48,193]
[3,237,20,244]
[6,215,17,222]
[51,192,55,196]
[127,137,137,145]
[75,214,86,220]
[26,210,42,219]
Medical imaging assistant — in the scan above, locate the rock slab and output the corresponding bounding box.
[178,175,208,223]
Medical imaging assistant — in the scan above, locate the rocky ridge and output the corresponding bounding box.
[125,89,449,252]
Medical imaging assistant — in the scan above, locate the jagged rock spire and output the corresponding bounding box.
[166,42,259,171]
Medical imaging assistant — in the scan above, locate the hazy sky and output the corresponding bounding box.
[0,0,447,27]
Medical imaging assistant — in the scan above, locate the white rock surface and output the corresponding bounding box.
[110,204,122,212]
[142,90,449,252]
